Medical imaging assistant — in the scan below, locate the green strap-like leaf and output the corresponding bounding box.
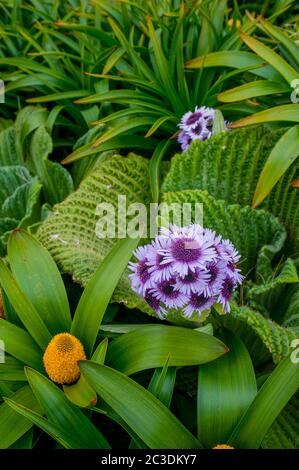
[218,80,290,102]
[228,353,299,448]
[230,105,299,127]
[0,385,42,449]
[253,125,299,207]
[80,361,202,449]
[148,358,177,409]
[8,229,72,334]
[197,330,257,448]
[0,356,26,381]
[185,50,281,80]
[258,19,299,65]
[0,260,51,350]
[71,236,140,356]
[0,319,43,371]
[240,31,299,84]
[106,325,228,375]
[25,368,110,449]
[4,399,89,449]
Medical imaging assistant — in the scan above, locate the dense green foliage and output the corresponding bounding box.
[0,0,298,451]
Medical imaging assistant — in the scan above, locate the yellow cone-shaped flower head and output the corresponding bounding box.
[43,333,86,385]
[213,444,234,449]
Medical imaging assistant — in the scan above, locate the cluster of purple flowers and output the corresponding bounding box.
[178,106,215,151]
[129,224,243,320]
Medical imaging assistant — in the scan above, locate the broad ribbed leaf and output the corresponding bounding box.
[162,126,299,251]
[37,154,156,317]
[80,362,202,449]
[30,127,73,206]
[262,394,299,449]
[8,229,72,334]
[197,330,257,448]
[106,325,228,375]
[218,303,298,364]
[161,189,286,278]
[0,385,42,449]
[0,126,22,166]
[25,368,110,449]
[0,166,42,254]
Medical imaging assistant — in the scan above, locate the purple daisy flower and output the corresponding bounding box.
[128,224,243,320]
[177,106,216,152]
[128,246,153,296]
[226,262,244,284]
[146,236,174,282]
[180,106,215,131]
[218,238,241,262]
[217,276,236,312]
[184,292,216,319]
[204,260,227,296]
[144,289,166,320]
[175,267,210,295]
[151,277,188,309]
[178,130,193,152]
[188,119,210,141]
[180,106,204,129]
[159,225,217,276]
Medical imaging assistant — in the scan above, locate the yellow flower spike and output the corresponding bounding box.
[213,444,235,449]
[43,333,86,385]
[228,18,241,30]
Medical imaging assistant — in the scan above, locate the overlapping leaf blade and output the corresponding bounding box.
[8,229,72,334]
[106,325,228,375]
[25,368,110,449]
[197,330,257,448]
[80,362,202,449]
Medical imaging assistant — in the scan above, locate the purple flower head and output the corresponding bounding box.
[204,260,227,296]
[184,292,215,319]
[180,107,204,128]
[129,224,243,320]
[178,106,216,151]
[178,130,193,152]
[188,119,210,141]
[159,227,217,276]
[146,236,174,282]
[217,238,241,262]
[175,267,210,295]
[128,246,153,296]
[144,289,166,320]
[217,276,236,313]
[151,277,188,309]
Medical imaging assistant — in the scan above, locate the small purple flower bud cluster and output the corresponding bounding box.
[178,106,215,151]
[129,224,244,320]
